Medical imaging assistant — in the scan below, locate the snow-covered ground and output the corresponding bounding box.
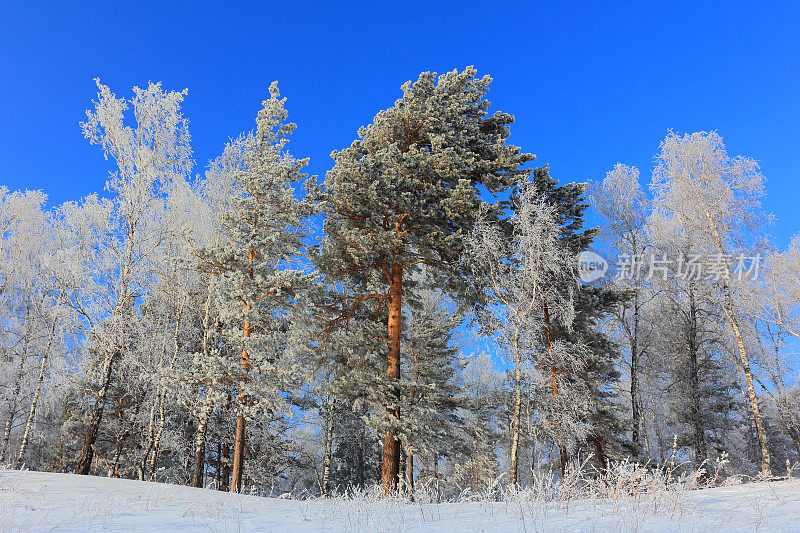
[1,470,799,532]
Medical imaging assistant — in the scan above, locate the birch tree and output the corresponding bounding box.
[591,164,654,455]
[465,178,576,485]
[650,131,772,476]
[61,79,192,475]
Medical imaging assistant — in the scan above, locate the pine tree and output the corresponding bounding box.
[527,166,626,477]
[198,82,317,493]
[399,278,464,494]
[317,67,533,493]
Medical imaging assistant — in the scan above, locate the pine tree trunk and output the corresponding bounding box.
[230,414,246,492]
[230,343,250,493]
[109,427,128,478]
[75,348,116,475]
[230,251,254,494]
[220,440,231,491]
[381,261,403,494]
[592,435,608,476]
[544,302,570,480]
[559,446,569,479]
[191,394,214,488]
[320,396,334,497]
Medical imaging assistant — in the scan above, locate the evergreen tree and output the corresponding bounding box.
[317,67,533,492]
[399,279,464,494]
[528,166,626,477]
[198,82,317,493]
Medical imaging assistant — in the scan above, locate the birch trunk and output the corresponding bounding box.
[0,352,27,464]
[15,312,58,468]
[75,348,117,475]
[139,389,162,480]
[191,285,217,488]
[508,349,522,486]
[320,396,334,497]
[14,353,45,467]
[702,197,771,477]
[191,394,214,488]
[724,298,771,476]
[146,396,166,479]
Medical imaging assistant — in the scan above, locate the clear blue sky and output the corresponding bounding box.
[1,2,798,246]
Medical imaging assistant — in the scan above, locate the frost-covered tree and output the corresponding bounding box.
[0,189,70,467]
[450,351,502,494]
[197,82,317,493]
[465,177,576,485]
[650,131,772,476]
[399,279,463,494]
[318,67,534,493]
[531,166,625,477]
[744,243,800,469]
[58,79,193,475]
[183,136,248,488]
[591,164,654,455]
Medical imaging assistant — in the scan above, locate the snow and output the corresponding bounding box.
[2,470,799,532]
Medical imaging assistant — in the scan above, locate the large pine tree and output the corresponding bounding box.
[317,67,533,492]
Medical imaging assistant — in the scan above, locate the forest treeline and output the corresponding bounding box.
[1,67,798,497]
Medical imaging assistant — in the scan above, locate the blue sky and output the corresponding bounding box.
[1,2,798,246]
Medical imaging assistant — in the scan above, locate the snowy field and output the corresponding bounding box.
[1,470,799,532]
